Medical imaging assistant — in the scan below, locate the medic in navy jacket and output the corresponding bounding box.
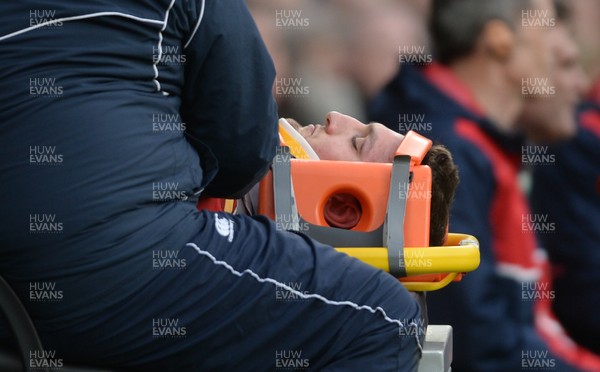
[369,64,580,371]
[0,1,424,370]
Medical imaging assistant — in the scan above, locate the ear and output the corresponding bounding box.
[323,194,362,229]
[481,20,515,61]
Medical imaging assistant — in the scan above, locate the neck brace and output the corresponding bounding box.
[278,118,320,160]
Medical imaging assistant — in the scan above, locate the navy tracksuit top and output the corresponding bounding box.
[0,0,277,347]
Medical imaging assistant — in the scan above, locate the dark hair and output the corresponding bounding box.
[422,145,459,246]
[430,0,531,64]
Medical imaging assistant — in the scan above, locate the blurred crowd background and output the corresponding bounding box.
[247,0,600,124]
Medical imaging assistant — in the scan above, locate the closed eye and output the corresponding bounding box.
[352,136,365,153]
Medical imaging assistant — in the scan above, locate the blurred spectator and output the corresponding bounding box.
[369,0,583,370]
[530,100,600,365]
[248,0,430,123]
[248,0,364,123]
[340,0,429,101]
[567,0,600,103]
[517,8,589,143]
[525,1,600,362]
[568,0,600,83]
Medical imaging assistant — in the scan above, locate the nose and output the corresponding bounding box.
[325,111,354,134]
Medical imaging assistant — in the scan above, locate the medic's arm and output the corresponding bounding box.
[181,0,278,199]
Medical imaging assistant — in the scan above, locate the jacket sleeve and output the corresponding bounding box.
[181,0,278,199]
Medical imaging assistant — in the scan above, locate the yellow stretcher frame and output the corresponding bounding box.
[336,233,480,291]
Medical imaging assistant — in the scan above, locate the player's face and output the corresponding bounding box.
[289,111,405,163]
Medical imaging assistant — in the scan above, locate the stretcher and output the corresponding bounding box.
[267,121,478,371]
[261,120,480,291]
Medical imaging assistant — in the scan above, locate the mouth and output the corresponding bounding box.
[301,124,317,137]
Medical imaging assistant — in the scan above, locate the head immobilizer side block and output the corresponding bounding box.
[258,132,479,291]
